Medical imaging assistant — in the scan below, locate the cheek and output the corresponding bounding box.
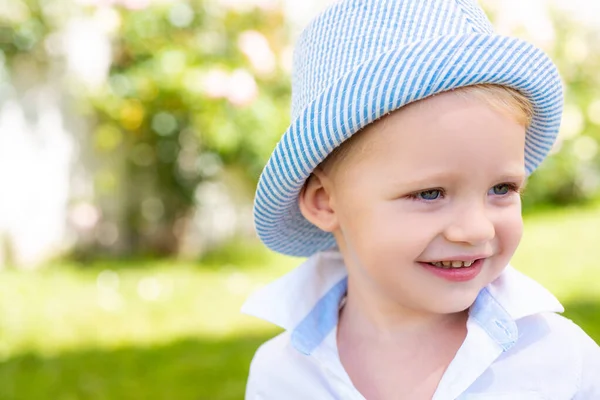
[495,209,523,253]
[342,203,432,262]
[341,209,394,258]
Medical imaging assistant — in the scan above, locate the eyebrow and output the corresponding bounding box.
[395,170,526,188]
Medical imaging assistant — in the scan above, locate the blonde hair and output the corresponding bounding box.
[456,84,533,127]
[317,84,533,173]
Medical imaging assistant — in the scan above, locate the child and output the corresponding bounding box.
[242,0,600,398]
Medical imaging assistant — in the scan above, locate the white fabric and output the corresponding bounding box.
[242,251,600,399]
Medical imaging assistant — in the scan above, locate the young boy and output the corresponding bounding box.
[242,0,600,399]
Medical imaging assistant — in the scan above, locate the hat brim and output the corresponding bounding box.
[254,33,563,257]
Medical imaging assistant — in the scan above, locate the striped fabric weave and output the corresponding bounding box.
[254,0,563,257]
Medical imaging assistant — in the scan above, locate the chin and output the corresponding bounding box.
[429,292,481,315]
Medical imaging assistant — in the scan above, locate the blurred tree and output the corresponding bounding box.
[520,9,600,211]
[1,0,292,257]
[85,1,291,256]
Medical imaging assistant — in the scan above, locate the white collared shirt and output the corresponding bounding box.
[242,251,600,399]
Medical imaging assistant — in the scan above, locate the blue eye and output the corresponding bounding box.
[417,189,442,200]
[489,183,515,196]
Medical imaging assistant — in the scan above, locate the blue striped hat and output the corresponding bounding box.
[254,0,563,257]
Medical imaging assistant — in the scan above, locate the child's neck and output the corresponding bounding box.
[337,279,469,400]
[339,278,468,341]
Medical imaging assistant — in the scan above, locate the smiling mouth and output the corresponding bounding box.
[426,260,478,269]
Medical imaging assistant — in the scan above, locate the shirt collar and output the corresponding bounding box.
[241,250,564,355]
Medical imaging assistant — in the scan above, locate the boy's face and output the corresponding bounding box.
[318,91,526,315]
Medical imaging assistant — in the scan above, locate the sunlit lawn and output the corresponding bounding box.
[0,205,598,399]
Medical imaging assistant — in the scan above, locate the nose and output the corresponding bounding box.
[443,204,495,246]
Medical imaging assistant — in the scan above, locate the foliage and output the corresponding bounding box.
[517,10,600,211]
[87,1,291,256]
[0,0,292,257]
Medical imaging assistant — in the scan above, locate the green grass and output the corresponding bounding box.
[0,205,598,399]
[0,334,273,400]
[513,204,600,302]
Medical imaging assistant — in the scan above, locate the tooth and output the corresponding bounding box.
[442,261,452,267]
[463,260,473,267]
[451,261,463,268]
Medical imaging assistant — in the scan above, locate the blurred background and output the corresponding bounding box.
[0,0,598,398]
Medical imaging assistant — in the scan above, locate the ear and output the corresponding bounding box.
[298,169,339,233]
